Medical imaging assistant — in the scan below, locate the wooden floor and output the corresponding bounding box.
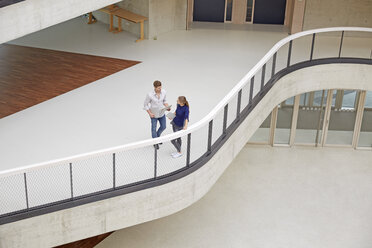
[0,44,139,118]
[54,232,113,248]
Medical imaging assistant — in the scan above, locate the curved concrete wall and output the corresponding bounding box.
[0,0,120,44]
[0,63,371,247]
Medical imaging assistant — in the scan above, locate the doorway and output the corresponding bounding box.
[253,0,287,24]
[192,0,288,25]
[193,0,225,22]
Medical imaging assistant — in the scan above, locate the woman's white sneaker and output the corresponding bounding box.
[172,152,182,158]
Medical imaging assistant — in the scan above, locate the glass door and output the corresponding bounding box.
[248,113,272,143]
[274,97,295,145]
[246,0,255,23]
[326,90,359,146]
[295,90,327,145]
[225,0,233,22]
[358,91,372,148]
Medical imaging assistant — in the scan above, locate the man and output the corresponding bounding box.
[143,80,170,148]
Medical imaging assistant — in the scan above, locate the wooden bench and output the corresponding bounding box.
[112,8,147,42]
[89,5,147,42]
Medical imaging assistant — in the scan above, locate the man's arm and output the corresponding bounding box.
[163,91,170,110]
[164,103,170,110]
[144,94,155,118]
[147,109,155,118]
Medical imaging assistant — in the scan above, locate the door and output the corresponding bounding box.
[325,90,359,146]
[193,0,226,22]
[226,0,255,24]
[294,90,327,145]
[274,97,295,145]
[253,0,287,24]
[231,0,247,24]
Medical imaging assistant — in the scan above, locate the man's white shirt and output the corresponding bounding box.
[143,89,167,118]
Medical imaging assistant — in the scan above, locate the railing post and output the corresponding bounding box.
[310,33,315,61]
[154,147,157,178]
[69,163,73,199]
[287,40,293,67]
[271,52,277,78]
[186,133,191,167]
[113,153,116,189]
[236,90,242,120]
[24,173,29,209]
[261,64,266,91]
[338,31,344,58]
[207,120,213,154]
[223,104,228,135]
[249,76,254,105]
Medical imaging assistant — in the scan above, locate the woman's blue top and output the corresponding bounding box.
[173,104,189,127]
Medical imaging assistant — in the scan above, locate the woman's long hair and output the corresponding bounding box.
[178,96,189,107]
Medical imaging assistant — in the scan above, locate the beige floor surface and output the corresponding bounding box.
[97,145,372,248]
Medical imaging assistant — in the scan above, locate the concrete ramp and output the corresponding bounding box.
[0,0,120,44]
[1,63,371,247]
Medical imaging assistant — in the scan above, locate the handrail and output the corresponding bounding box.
[1,27,371,178]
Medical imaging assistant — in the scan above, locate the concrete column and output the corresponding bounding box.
[148,0,187,39]
[290,0,306,34]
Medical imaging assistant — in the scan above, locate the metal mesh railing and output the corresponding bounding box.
[27,162,71,208]
[115,145,155,187]
[0,27,371,222]
[157,139,188,177]
[72,154,113,197]
[0,173,26,215]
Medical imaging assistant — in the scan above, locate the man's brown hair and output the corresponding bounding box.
[153,80,162,88]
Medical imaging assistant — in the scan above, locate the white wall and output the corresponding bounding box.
[0,0,121,44]
[303,0,372,30]
[1,63,371,248]
[148,0,187,39]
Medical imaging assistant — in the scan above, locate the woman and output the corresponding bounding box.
[170,96,189,158]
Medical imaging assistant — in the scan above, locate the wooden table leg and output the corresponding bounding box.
[136,21,145,42]
[87,12,97,24]
[109,14,114,32]
[118,17,122,32]
[113,17,122,33]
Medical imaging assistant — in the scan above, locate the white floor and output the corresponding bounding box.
[0,18,371,173]
[0,18,289,171]
[97,145,372,248]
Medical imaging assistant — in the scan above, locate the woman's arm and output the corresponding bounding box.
[183,107,190,130]
[183,119,188,130]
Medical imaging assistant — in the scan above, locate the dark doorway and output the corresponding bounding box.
[193,0,225,22]
[253,0,287,24]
